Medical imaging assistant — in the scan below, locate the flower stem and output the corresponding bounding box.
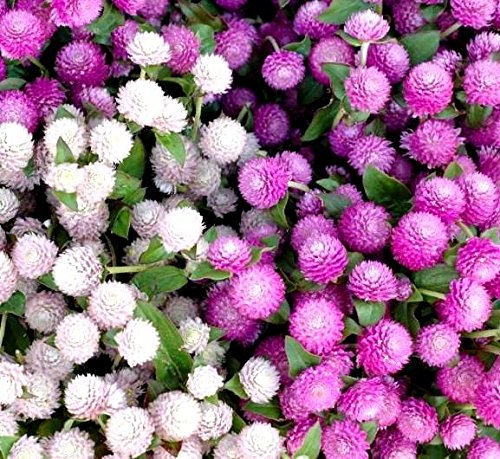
[482,345,500,356]
[265,36,281,53]
[359,42,370,67]
[332,106,345,128]
[441,22,461,39]
[419,289,446,300]
[191,95,204,141]
[106,265,150,274]
[463,329,500,339]
[288,180,310,193]
[139,68,146,79]
[457,221,475,239]
[0,313,7,348]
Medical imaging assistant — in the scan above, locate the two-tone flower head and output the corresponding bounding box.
[0,91,38,133]
[348,261,399,302]
[255,336,291,385]
[345,9,389,42]
[240,357,280,404]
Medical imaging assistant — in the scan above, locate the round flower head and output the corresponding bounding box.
[230,263,285,320]
[179,317,210,355]
[12,372,60,418]
[187,158,221,197]
[293,1,337,39]
[358,319,413,376]
[0,10,46,60]
[90,119,132,165]
[43,117,87,163]
[45,428,95,459]
[77,86,117,122]
[416,323,460,367]
[56,202,109,242]
[432,49,463,75]
[467,31,500,61]
[238,423,283,459]
[25,291,68,334]
[456,237,500,284]
[298,233,348,284]
[0,187,19,224]
[157,206,204,253]
[55,314,100,364]
[348,261,399,302]
[460,172,499,226]
[0,409,18,437]
[116,318,160,367]
[149,391,201,441]
[345,67,391,114]
[345,9,389,41]
[127,31,170,67]
[25,78,66,120]
[289,296,344,355]
[11,234,57,279]
[328,121,365,158]
[213,434,240,459]
[440,414,476,450]
[397,398,438,443]
[479,146,500,187]
[162,294,198,327]
[153,95,188,134]
[187,365,224,400]
[253,103,290,147]
[262,50,305,90]
[349,135,396,174]
[162,24,200,74]
[279,151,312,184]
[296,190,324,218]
[215,28,252,70]
[468,437,500,459]
[238,156,290,209]
[291,214,337,252]
[403,62,453,116]
[207,236,251,274]
[372,427,417,459]
[192,54,232,95]
[309,36,354,85]
[9,435,44,459]
[111,19,139,59]
[207,187,238,217]
[465,59,500,109]
[52,245,102,297]
[51,0,103,28]
[113,0,146,15]
[393,0,426,34]
[451,0,495,28]
[474,367,500,428]
[391,211,448,271]
[240,357,280,404]
[367,43,410,84]
[0,361,25,405]
[197,401,233,441]
[131,200,163,239]
[255,336,290,385]
[25,339,72,381]
[437,278,492,332]
[106,407,155,457]
[321,419,369,459]
[117,79,164,126]
[0,91,38,133]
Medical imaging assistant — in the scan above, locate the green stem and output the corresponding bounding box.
[106,265,150,274]
[191,95,204,141]
[28,57,48,76]
[419,289,446,300]
[63,419,74,432]
[237,104,249,123]
[463,329,500,339]
[332,106,345,128]
[359,42,370,67]
[112,354,122,370]
[441,21,461,39]
[449,403,475,412]
[482,345,500,356]
[265,35,281,52]
[288,180,311,193]
[139,68,146,79]
[0,313,7,348]
[457,221,475,239]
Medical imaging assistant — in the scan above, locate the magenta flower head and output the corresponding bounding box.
[357,319,413,376]
[413,177,466,224]
[25,78,66,120]
[229,263,285,320]
[253,103,290,146]
[321,419,369,459]
[0,90,38,133]
[207,236,251,274]
[479,146,500,187]
[286,418,318,456]
[366,43,410,84]
[338,202,391,254]
[113,0,146,16]
[397,398,438,443]
[432,49,463,75]
[255,336,291,385]
[459,172,499,226]
[437,278,492,332]
[52,0,103,28]
[345,67,391,114]
[416,323,460,367]
[309,37,354,86]
[222,87,257,118]
[291,214,337,252]
[372,427,417,459]
[238,157,290,209]
[349,135,396,174]
[456,237,500,284]
[279,151,312,185]
[262,50,305,91]
[440,414,476,450]
[401,120,462,168]
[328,121,365,158]
[162,25,200,74]
[474,367,500,429]
[391,211,448,271]
[215,28,252,70]
[215,0,247,11]
[348,261,399,302]
[111,20,139,60]
[467,31,500,61]
[345,9,389,42]
[383,99,411,132]
[464,60,500,107]
[403,62,453,116]
[468,437,500,459]
[298,233,348,284]
[289,296,344,356]
[451,0,496,28]
[293,1,337,39]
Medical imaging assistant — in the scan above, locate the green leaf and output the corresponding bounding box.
[444,243,460,266]
[55,106,76,120]
[4,317,30,354]
[111,207,131,239]
[285,336,322,377]
[435,105,461,120]
[102,328,119,348]
[37,273,58,291]
[393,302,420,337]
[343,317,363,339]
[262,234,280,248]
[413,264,459,293]
[225,373,248,399]
[346,251,364,274]
[467,104,493,129]
[23,157,35,178]
[299,75,325,106]
[135,301,193,386]
[132,266,188,297]
[191,24,216,54]
[401,30,441,65]
[0,436,18,458]
[443,161,463,179]
[209,327,225,342]
[0,78,25,91]
[139,236,173,264]
[0,291,25,316]
[421,4,445,22]
[354,300,386,327]
[278,0,290,7]
[204,227,218,243]
[122,187,146,206]
[244,400,282,421]
[110,170,142,200]
[265,300,290,325]
[293,422,321,459]
[155,131,186,165]
[316,177,340,191]
[362,165,412,217]
[232,412,247,433]
[269,193,289,229]
[53,190,78,211]
[365,118,386,137]
[336,30,362,47]
[284,37,311,56]
[318,0,372,24]
[178,0,224,30]
[159,76,196,96]
[361,421,378,444]
[37,419,65,437]
[481,227,499,243]
[55,138,74,164]
[321,193,351,218]
[190,261,231,281]
[322,63,350,98]
[302,100,340,141]
[119,137,145,179]
[87,0,124,43]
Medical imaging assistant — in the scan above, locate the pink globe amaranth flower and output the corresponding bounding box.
[456,237,500,284]
[321,419,369,459]
[391,211,448,271]
[291,214,337,252]
[297,190,323,218]
[393,0,426,34]
[279,151,312,185]
[55,41,109,89]
[475,367,500,429]
[309,37,354,86]
[238,156,290,209]
[437,354,485,403]
[479,146,500,187]
[51,0,103,28]
[77,86,117,120]
[338,202,391,254]
[286,417,318,456]
[207,236,251,274]
[289,296,344,356]
[322,345,354,376]
[366,43,410,84]
[464,60,500,106]
[45,428,95,459]
[397,397,438,443]
[215,28,253,70]
[357,319,413,376]
[403,62,453,116]
[345,66,391,114]
[345,9,389,42]
[112,0,146,15]
[459,172,499,226]
[295,284,354,317]
[413,177,466,224]
[222,87,257,118]
[111,20,139,60]
[25,291,68,334]
[416,323,460,367]
[0,10,47,60]
[0,90,38,133]
[349,135,396,175]
[25,78,66,120]
[400,119,462,168]
[468,436,500,459]
[451,0,496,28]
[216,0,247,10]
[293,1,337,39]
[253,103,290,147]
[348,261,399,302]
[440,414,476,450]
[328,121,365,158]
[11,234,58,279]
[298,233,348,284]
[485,272,500,298]
[262,50,305,91]
[333,184,364,208]
[467,32,500,61]
[432,49,463,76]
[55,314,100,364]
[224,14,259,44]
[229,263,285,320]
[372,427,417,459]
[162,24,200,74]
[255,336,291,385]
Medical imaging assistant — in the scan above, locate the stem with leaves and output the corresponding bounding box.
[441,22,461,39]
[106,265,150,274]
[288,180,310,193]
[457,221,475,239]
[359,42,370,67]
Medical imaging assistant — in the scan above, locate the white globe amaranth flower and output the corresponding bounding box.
[0,361,25,405]
[149,390,202,441]
[89,119,133,165]
[77,162,116,205]
[55,314,100,364]
[207,187,238,218]
[127,31,171,66]
[153,95,188,134]
[0,251,18,304]
[179,317,210,355]
[117,79,165,126]
[192,54,233,95]
[237,132,261,166]
[8,435,44,459]
[187,365,224,400]
[44,163,84,193]
[238,422,284,459]
[106,407,155,458]
[0,409,18,436]
[188,158,221,198]
[25,291,68,335]
[13,372,60,419]
[131,199,164,239]
[0,187,19,223]
[25,339,73,381]
[157,206,204,253]
[56,200,110,242]
[11,234,58,279]
[199,117,247,166]
[198,401,233,441]
[214,433,241,459]
[239,356,280,404]
[45,428,95,459]
[0,122,34,172]
[177,436,204,458]
[44,117,88,163]
[115,318,160,367]
[162,294,199,326]
[46,104,86,126]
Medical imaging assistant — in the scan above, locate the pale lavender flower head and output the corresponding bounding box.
[456,237,500,284]
[345,9,389,41]
[459,172,499,226]
[51,0,103,28]
[349,135,396,174]
[345,67,391,114]
[293,1,337,39]
[262,50,305,91]
[321,419,369,459]
[416,323,460,367]
[450,0,496,28]
[215,28,253,70]
[253,103,290,147]
[77,86,117,120]
[25,78,66,120]
[162,25,200,74]
[0,91,39,133]
[440,414,476,450]
[45,428,95,459]
[309,37,354,85]
[366,42,410,83]
[207,236,252,274]
[464,60,500,107]
[467,31,500,61]
[348,261,399,302]
[8,435,44,459]
[25,291,68,334]
[397,398,438,443]
[0,361,25,405]
[25,339,73,381]
[116,318,160,367]
[55,314,100,364]
[291,214,337,252]
[468,436,500,459]
[11,234,58,279]
[372,427,417,459]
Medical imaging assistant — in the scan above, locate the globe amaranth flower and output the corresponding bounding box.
[456,237,500,284]
[207,187,238,217]
[207,236,251,274]
[13,372,60,419]
[0,409,18,437]
[321,419,369,459]
[459,172,499,226]
[328,121,366,158]
[400,119,462,168]
[0,361,25,405]
[440,414,476,450]
[157,206,204,253]
[291,214,337,252]
[255,336,291,385]
[479,146,500,187]
[222,87,257,118]
[298,233,348,284]
[127,31,171,67]
[0,91,38,133]
[112,0,146,15]
[309,37,354,85]
[366,42,410,83]
[468,436,500,459]
[8,435,44,459]
[345,66,391,114]
[0,187,19,224]
[432,49,463,75]
[187,365,224,400]
[24,291,68,334]
[179,317,210,355]
[90,119,133,166]
[43,117,88,163]
[416,323,460,367]
[55,314,100,364]
[192,54,232,95]
[25,339,72,381]
[348,135,396,174]
[450,0,496,28]
[51,0,103,28]
[213,433,240,459]
[393,0,427,34]
[348,261,399,302]
[372,427,417,459]
[286,417,318,456]
[198,401,233,441]
[296,189,324,218]
[162,24,200,74]
[403,62,453,116]
[238,423,283,459]
[338,202,391,254]
[11,233,58,279]
[397,398,438,443]
[391,211,448,271]
[467,31,500,61]
[111,19,139,59]
[345,9,389,42]
[253,103,290,147]
[116,318,160,367]
[152,95,188,134]
[25,78,66,120]
[262,50,305,90]
[45,428,95,459]
[293,1,337,39]
[240,357,280,404]
[474,367,500,429]
[464,60,500,106]
[77,86,117,122]
[215,28,253,70]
